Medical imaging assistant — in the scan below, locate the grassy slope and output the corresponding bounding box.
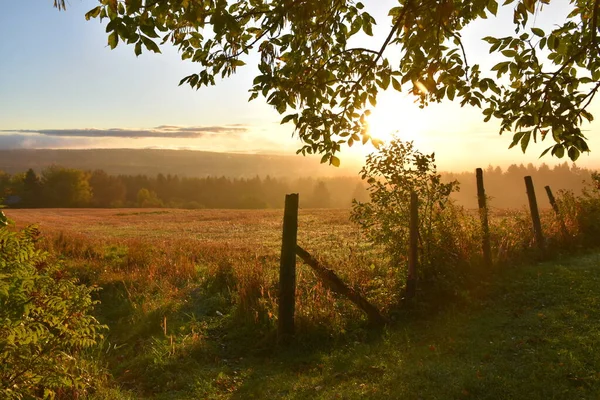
[206,253,600,400]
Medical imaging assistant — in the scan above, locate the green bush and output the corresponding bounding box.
[0,215,106,399]
[350,139,474,295]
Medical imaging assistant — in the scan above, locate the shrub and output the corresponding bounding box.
[350,139,473,295]
[557,171,600,248]
[0,216,106,399]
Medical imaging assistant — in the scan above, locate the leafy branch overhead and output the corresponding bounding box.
[77,0,599,163]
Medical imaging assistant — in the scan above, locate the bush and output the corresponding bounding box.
[557,171,600,248]
[350,139,475,295]
[0,215,106,399]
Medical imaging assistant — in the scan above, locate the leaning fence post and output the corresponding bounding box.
[278,193,299,343]
[544,185,569,239]
[406,191,418,299]
[524,176,545,251]
[476,168,492,268]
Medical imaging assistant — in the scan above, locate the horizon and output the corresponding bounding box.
[0,147,597,176]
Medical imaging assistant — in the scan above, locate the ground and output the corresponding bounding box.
[4,208,600,399]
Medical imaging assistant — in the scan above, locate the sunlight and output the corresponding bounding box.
[364,103,427,149]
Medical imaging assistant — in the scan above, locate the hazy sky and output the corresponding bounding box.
[1,1,598,171]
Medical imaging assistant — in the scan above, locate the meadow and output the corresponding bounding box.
[6,202,600,399]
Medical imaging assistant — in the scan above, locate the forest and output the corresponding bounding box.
[0,162,595,210]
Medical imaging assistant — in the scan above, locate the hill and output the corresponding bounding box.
[0,148,361,178]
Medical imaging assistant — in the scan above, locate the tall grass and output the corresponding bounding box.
[5,182,600,398]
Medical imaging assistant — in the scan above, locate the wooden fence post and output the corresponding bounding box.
[406,191,418,299]
[524,176,545,251]
[544,185,569,239]
[278,193,299,343]
[476,168,492,268]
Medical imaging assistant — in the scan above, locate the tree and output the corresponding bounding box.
[41,166,92,207]
[62,0,599,164]
[136,188,163,207]
[89,169,126,207]
[308,181,332,208]
[351,139,459,262]
[22,169,42,208]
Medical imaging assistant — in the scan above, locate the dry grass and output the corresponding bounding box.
[6,207,380,336]
[7,208,355,252]
[4,204,597,399]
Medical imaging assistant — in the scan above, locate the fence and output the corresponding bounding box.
[277,170,567,342]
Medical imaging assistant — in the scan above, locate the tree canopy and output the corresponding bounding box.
[59,0,599,164]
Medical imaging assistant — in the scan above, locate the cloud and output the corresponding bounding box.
[2,125,249,139]
[0,134,96,149]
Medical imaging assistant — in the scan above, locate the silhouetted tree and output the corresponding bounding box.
[22,169,42,207]
[89,169,126,207]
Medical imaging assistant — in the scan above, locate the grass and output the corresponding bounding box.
[233,252,600,400]
[4,208,600,399]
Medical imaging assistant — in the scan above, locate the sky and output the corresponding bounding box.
[0,1,599,172]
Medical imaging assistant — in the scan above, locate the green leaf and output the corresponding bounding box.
[539,146,552,158]
[140,25,160,39]
[552,145,565,158]
[134,41,142,56]
[280,113,297,124]
[380,73,390,90]
[531,27,544,37]
[330,155,340,167]
[141,36,161,53]
[108,32,118,49]
[568,147,580,161]
[85,6,101,21]
[520,131,531,153]
[368,95,377,107]
[447,85,456,101]
[508,131,525,149]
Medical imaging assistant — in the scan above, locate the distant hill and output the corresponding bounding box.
[0,149,362,178]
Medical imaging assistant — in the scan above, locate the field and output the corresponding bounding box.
[5,208,600,399]
[7,208,355,250]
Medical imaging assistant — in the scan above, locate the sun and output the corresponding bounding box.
[364,103,427,147]
[345,93,436,162]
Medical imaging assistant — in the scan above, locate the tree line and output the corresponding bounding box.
[0,163,595,210]
[445,162,595,209]
[0,166,368,209]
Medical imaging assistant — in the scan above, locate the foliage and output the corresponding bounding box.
[351,139,471,291]
[89,170,126,207]
[0,222,106,399]
[556,171,600,247]
[41,166,92,208]
[68,0,600,163]
[136,188,163,208]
